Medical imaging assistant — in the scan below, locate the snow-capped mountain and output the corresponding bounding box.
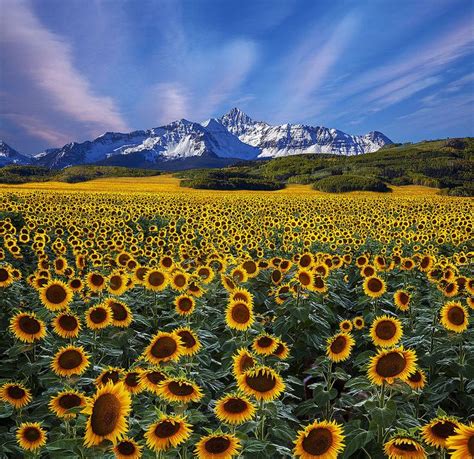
[0,141,31,166]
[2,108,393,168]
[219,108,392,157]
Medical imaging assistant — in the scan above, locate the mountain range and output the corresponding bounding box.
[0,108,393,169]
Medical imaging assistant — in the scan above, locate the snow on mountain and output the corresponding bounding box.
[219,108,393,158]
[12,108,392,169]
[0,141,31,166]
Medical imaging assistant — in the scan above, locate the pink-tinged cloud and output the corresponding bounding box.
[0,0,129,140]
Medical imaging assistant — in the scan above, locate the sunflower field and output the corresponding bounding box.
[0,184,473,459]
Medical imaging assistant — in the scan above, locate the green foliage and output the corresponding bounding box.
[313,175,391,193]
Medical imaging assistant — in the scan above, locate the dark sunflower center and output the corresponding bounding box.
[246,372,276,392]
[59,393,82,409]
[257,337,273,349]
[7,385,25,399]
[299,273,311,285]
[399,292,409,304]
[111,302,127,321]
[118,254,130,265]
[272,270,282,283]
[395,441,417,452]
[274,343,284,355]
[223,398,247,413]
[431,421,457,439]
[0,268,9,282]
[91,274,104,287]
[468,436,474,455]
[56,260,64,270]
[136,268,147,281]
[149,272,165,287]
[19,316,41,335]
[177,331,196,348]
[110,276,123,290]
[178,297,193,311]
[169,381,194,396]
[23,427,40,442]
[447,306,465,325]
[146,371,166,385]
[90,393,121,436]
[231,303,250,324]
[162,257,173,268]
[174,275,186,287]
[117,441,136,455]
[151,336,177,358]
[408,371,422,382]
[125,372,139,387]
[330,336,347,354]
[58,349,83,369]
[313,277,325,289]
[364,267,375,276]
[58,315,78,331]
[302,427,332,455]
[375,352,406,378]
[101,371,120,385]
[375,320,397,340]
[243,261,257,274]
[368,278,383,292]
[46,284,67,304]
[90,308,107,324]
[70,279,81,289]
[205,436,231,454]
[154,420,180,438]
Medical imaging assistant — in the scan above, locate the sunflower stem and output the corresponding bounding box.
[325,360,333,420]
[458,338,464,392]
[257,399,266,441]
[429,306,437,381]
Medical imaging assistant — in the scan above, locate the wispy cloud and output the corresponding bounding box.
[0,0,129,149]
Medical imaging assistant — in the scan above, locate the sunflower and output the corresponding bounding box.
[446,422,474,459]
[0,382,32,408]
[232,348,256,377]
[384,436,426,459]
[353,316,365,330]
[86,272,107,292]
[237,366,285,401]
[440,301,469,333]
[394,290,411,312]
[52,312,81,339]
[272,339,290,360]
[96,367,124,387]
[40,279,73,311]
[170,271,188,291]
[108,272,128,296]
[104,299,133,327]
[363,276,386,298]
[145,415,192,452]
[226,300,254,331]
[231,267,248,284]
[241,259,259,278]
[297,269,314,289]
[83,381,131,447]
[112,437,142,459]
[9,312,46,343]
[215,393,256,425]
[370,315,403,347]
[252,334,279,355]
[51,345,90,377]
[69,277,83,292]
[339,320,353,333]
[157,377,203,404]
[144,331,183,365]
[144,269,168,292]
[326,333,355,363]
[293,419,345,459]
[421,416,460,449]
[16,422,47,452]
[175,294,195,315]
[174,327,201,356]
[86,303,112,330]
[195,433,241,459]
[0,265,14,288]
[367,347,417,385]
[405,368,426,390]
[123,369,144,394]
[49,389,88,419]
[139,368,168,394]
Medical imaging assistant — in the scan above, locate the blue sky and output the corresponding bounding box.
[1,0,473,154]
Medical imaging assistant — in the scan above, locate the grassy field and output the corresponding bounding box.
[0,178,472,458]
